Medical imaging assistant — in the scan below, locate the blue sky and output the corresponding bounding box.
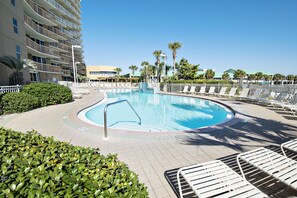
[81,0,297,75]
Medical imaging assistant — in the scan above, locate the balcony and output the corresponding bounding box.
[56,0,81,19]
[37,0,80,24]
[30,61,62,74]
[49,43,69,52]
[26,37,60,58]
[51,57,70,65]
[62,69,71,76]
[23,0,57,26]
[24,15,58,42]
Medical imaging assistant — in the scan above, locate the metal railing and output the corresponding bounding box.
[0,85,22,93]
[24,15,57,40]
[103,100,141,140]
[24,0,56,22]
[26,38,60,57]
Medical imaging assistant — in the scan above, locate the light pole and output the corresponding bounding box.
[72,45,81,85]
[75,62,80,84]
[160,53,167,82]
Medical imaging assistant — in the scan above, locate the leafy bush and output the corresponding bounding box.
[1,92,40,113]
[23,83,72,107]
[162,79,233,84]
[0,93,4,115]
[0,128,148,197]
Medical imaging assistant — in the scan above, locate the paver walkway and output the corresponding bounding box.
[1,89,297,197]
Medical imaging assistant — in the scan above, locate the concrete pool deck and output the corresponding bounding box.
[1,89,297,197]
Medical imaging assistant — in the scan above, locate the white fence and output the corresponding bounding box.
[0,85,23,93]
[161,83,297,96]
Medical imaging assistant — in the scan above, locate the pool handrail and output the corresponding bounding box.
[103,99,141,139]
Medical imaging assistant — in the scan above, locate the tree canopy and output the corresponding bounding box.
[205,69,215,79]
[176,58,199,80]
[222,72,230,80]
[129,65,138,77]
[0,56,37,85]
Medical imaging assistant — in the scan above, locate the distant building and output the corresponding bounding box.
[86,66,117,81]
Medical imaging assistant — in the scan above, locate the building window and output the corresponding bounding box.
[11,0,15,6]
[16,45,21,60]
[13,18,18,34]
[30,73,39,82]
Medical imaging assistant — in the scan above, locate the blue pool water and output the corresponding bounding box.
[83,90,234,132]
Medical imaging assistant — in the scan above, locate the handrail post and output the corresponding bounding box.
[103,106,109,140]
[103,99,141,140]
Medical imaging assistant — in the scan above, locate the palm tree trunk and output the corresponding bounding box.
[173,58,175,76]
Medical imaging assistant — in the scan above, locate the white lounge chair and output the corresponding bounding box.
[235,88,250,100]
[214,87,227,97]
[177,160,266,198]
[258,92,289,107]
[188,86,196,94]
[196,86,206,95]
[276,94,297,115]
[237,147,297,189]
[181,85,189,94]
[281,139,297,157]
[222,87,237,97]
[205,86,215,95]
[246,88,262,103]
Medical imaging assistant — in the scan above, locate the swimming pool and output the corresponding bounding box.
[79,90,234,132]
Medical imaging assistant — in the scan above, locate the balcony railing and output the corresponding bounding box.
[56,0,80,18]
[49,43,69,52]
[32,62,62,73]
[43,0,80,24]
[62,69,71,76]
[24,0,56,22]
[24,15,57,40]
[51,57,71,64]
[26,38,60,57]
[54,14,80,29]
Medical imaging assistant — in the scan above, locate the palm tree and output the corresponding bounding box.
[141,61,149,82]
[168,41,182,76]
[129,65,138,78]
[165,65,171,76]
[255,72,263,84]
[0,56,36,85]
[205,69,215,79]
[273,73,285,84]
[114,67,122,82]
[287,74,294,84]
[248,74,256,83]
[263,74,273,84]
[222,72,230,80]
[153,50,163,82]
[234,69,246,84]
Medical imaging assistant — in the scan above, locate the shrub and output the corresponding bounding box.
[23,83,72,107]
[1,92,40,113]
[0,128,148,197]
[0,93,4,115]
[162,79,233,85]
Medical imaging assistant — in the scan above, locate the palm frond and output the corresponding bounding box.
[0,56,25,71]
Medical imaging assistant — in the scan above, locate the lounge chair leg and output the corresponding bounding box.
[177,169,183,198]
[281,143,287,157]
[237,155,246,180]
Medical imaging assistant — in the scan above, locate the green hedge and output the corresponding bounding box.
[23,83,72,107]
[0,93,4,115]
[1,92,40,114]
[0,128,148,197]
[162,79,233,84]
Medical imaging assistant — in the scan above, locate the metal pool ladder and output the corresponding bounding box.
[103,99,141,140]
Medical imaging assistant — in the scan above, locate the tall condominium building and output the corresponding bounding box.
[0,0,85,85]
